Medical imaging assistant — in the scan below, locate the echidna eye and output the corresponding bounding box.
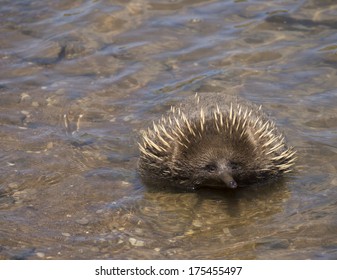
[204,164,217,173]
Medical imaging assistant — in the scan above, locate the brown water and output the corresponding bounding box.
[1,0,337,260]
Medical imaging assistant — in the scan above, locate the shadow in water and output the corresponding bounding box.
[128,177,292,250]
[142,176,290,219]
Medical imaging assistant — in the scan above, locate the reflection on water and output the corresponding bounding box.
[1,0,337,259]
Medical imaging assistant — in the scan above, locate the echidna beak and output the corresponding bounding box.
[220,171,238,189]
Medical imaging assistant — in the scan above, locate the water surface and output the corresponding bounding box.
[1,0,337,259]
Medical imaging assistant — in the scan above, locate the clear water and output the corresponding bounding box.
[1,0,337,259]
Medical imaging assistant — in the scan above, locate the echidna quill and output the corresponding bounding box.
[138,92,296,190]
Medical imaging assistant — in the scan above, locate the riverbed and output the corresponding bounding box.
[1,0,337,259]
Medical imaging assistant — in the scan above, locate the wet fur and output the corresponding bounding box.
[138,93,296,189]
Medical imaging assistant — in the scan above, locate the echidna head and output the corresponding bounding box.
[171,131,262,189]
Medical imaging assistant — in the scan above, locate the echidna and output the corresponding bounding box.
[138,92,296,190]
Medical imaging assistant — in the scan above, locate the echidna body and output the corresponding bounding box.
[138,93,296,189]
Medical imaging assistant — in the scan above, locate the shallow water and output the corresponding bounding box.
[1,0,337,260]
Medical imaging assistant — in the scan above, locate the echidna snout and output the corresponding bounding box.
[199,159,238,189]
[138,92,296,190]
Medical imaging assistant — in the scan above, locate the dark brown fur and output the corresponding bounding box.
[138,93,296,190]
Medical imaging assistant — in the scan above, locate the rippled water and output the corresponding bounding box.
[1,0,337,260]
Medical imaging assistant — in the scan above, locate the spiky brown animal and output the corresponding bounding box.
[138,92,296,190]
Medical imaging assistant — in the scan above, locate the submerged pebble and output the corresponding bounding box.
[76,218,89,225]
[129,237,145,247]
